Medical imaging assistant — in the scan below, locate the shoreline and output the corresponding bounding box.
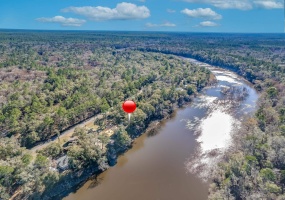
[41,56,220,200]
[23,55,217,200]
[57,56,257,200]
[44,97,199,200]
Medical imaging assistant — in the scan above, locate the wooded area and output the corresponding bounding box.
[0,31,211,199]
[144,33,285,200]
[1,31,285,199]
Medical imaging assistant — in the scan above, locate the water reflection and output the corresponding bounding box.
[184,61,258,181]
[64,59,258,200]
[146,127,160,137]
[87,176,104,189]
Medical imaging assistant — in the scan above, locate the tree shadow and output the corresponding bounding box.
[147,127,160,137]
[87,175,104,189]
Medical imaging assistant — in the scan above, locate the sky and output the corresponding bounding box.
[0,0,284,33]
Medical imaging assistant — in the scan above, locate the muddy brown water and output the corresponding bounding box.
[64,59,258,200]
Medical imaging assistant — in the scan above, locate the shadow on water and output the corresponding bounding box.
[87,176,104,189]
[146,128,160,137]
[53,170,108,200]
[62,58,259,200]
[52,177,97,200]
[146,108,181,138]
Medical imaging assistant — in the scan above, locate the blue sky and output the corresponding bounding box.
[0,0,283,32]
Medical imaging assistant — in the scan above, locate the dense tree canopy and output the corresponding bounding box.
[1,31,285,199]
[0,31,212,199]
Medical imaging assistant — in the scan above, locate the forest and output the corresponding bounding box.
[144,33,285,199]
[1,31,285,199]
[0,31,211,199]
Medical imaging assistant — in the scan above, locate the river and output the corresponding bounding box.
[63,58,259,200]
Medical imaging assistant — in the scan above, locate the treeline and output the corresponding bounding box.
[0,31,212,200]
[136,33,285,199]
[2,31,285,199]
[0,44,209,149]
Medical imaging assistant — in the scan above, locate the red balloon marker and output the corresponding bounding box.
[122,100,136,123]
[122,100,136,113]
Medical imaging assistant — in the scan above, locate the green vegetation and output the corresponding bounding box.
[149,34,285,200]
[0,31,211,199]
[125,32,285,199]
[1,31,285,199]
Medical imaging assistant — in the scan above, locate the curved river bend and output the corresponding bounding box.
[64,58,259,200]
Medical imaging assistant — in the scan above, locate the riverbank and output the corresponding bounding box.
[42,97,199,200]
[140,49,256,84]
[37,71,215,200]
[62,57,258,200]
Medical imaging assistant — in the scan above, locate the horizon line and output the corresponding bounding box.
[0,28,285,34]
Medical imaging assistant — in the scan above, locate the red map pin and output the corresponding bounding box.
[122,100,136,113]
